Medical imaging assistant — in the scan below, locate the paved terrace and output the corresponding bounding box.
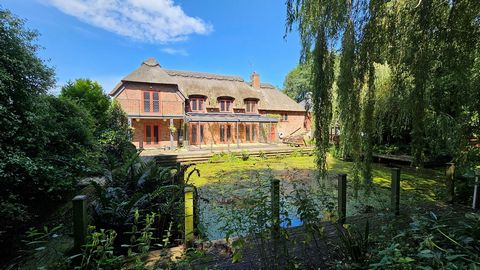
[140,144,314,164]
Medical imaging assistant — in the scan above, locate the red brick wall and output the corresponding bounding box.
[260,110,307,138]
[131,118,182,149]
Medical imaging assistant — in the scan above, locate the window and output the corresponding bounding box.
[220,124,231,143]
[145,124,160,145]
[220,125,225,142]
[245,124,257,142]
[192,125,197,144]
[144,92,150,112]
[219,100,232,112]
[245,100,257,113]
[153,92,159,112]
[190,98,204,112]
[191,124,204,145]
[281,113,288,121]
[143,91,160,112]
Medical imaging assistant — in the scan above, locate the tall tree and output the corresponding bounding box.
[286,0,348,178]
[283,61,313,104]
[60,78,110,132]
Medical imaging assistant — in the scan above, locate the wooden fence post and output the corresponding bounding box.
[391,168,401,215]
[271,179,280,240]
[72,195,87,252]
[473,171,479,209]
[446,162,455,203]
[337,174,347,224]
[184,186,195,246]
[177,162,184,184]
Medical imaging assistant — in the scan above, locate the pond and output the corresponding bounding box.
[188,153,446,240]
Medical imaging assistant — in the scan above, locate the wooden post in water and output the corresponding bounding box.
[72,195,87,252]
[473,170,479,209]
[337,174,347,224]
[184,186,195,246]
[391,168,401,215]
[271,179,280,240]
[446,162,455,203]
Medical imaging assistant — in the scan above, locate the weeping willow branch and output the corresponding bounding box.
[337,19,362,194]
[311,28,334,179]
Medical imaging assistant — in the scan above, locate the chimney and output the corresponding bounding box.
[251,72,260,88]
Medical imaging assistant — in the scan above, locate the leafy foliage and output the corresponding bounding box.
[98,100,136,170]
[368,212,480,269]
[91,153,193,252]
[0,13,101,254]
[0,8,137,263]
[283,60,313,105]
[285,0,480,179]
[60,79,110,133]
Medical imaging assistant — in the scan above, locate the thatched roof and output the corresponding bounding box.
[116,58,177,87]
[164,69,264,110]
[258,86,304,111]
[111,58,305,112]
[186,112,279,123]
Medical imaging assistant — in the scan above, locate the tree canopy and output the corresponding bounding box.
[283,61,313,103]
[285,0,480,183]
[0,8,134,261]
[60,78,110,131]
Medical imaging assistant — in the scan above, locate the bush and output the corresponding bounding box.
[367,212,480,269]
[99,100,136,170]
[209,152,238,163]
[241,150,250,161]
[90,153,193,251]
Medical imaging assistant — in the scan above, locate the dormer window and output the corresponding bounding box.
[189,97,205,112]
[245,100,258,113]
[218,98,234,112]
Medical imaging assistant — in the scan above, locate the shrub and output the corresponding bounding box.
[91,153,192,251]
[99,100,136,170]
[241,150,250,161]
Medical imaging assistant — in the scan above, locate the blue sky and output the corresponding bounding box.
[2,0,302,94]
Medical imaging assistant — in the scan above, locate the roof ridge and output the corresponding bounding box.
[165,69,244,82]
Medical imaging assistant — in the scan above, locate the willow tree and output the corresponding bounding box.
[286,0,348,179]
[337,18,364,193]
[376,0,479,167]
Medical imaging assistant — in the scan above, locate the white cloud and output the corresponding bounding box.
[161,47,189,56]
[43,0,213,43]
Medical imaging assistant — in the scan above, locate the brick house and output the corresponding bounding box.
[109,58,311,149]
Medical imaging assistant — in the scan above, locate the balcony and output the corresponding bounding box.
[116,98,184,117]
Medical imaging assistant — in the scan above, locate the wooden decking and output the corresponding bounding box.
[191,222,342,269]
[372,153,413,163]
